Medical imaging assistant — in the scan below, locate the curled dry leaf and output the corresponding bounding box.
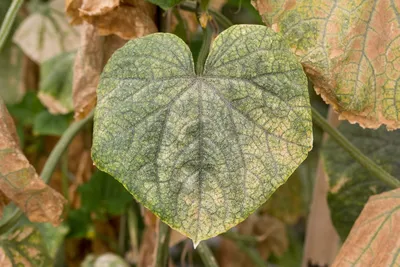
[332,188,400,266]
[66,0,157,40]
[72,23,104,120]
[73,23,127,120]
[0,100,66,225]
[252,0,400,129]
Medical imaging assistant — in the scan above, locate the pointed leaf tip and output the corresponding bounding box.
[92,24,312,241]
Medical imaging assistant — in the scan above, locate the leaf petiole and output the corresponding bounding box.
[311,107,400,189]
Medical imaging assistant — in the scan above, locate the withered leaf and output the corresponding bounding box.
[252,0,400,129]
[72,23,104,120]
[72,24,127,120]
[79,0,120,16]
[0,99,66,225]
[66,0,157,40]
[332,188,400,266]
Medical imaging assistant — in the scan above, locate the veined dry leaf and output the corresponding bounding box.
[251,0,295,26]
[13,0,80,63]
[0,99,66,225]
[332,188,400,266]
[72,23,104,120]
[73,23,127,120]
[252,0,400,129]
[66,0,157,40]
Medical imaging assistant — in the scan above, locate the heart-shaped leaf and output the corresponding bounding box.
[92,25,313,243]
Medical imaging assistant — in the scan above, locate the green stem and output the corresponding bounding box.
[196,25,212,75]
[311,107,400,188]
[0,0,23,52]
[0,110,95,235]
[208,9,233,29]
[178,2,233,29]
[196,242,219,267]
[154,221,171,267]
[61,152,69,202]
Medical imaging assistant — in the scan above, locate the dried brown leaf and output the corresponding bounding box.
[0,100,66,225]
[73,24,127,120]
[72,23,104,120]
[209,0,227,11]
[332,188,400,266]
[81,4,157,39]
[66,0,157,40]
[79,0,120,16]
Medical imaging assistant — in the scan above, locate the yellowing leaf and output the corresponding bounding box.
[92,25,312,243]
[332,188,400,266]
[13,0,80,63]
[253,0,400,129]
[0,99,66,225]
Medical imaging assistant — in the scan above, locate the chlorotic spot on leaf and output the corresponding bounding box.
[252,0,400,130]
[92,25,313,243]
[322,122,400,240]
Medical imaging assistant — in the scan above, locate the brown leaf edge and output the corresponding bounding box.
[0,99,66,225]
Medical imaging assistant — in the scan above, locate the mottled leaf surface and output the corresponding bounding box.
[322,122,400,239]
[0,219,67,267]
[0,226,52,267]
[253,0,400,129]
[0,99,67,225]
[92,25,312,242]
[332,188,400,266]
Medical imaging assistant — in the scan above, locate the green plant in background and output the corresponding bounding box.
[0,0,400,266]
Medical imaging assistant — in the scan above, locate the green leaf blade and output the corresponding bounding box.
[92,25,312,243]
